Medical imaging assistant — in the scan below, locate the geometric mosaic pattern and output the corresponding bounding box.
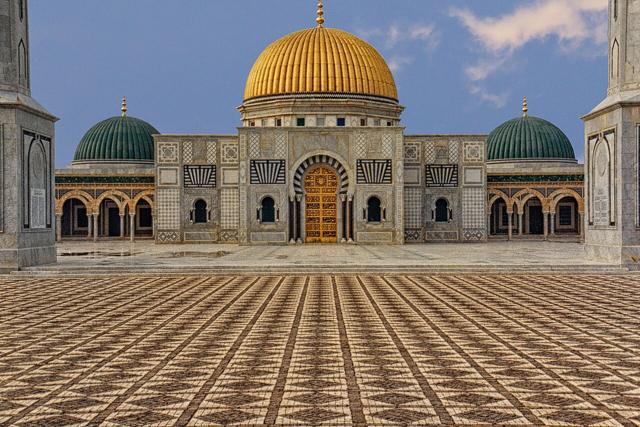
[221,188,239,229]
[356,160,393,184]
[462,187,485,229]
[382,134,394,158]
[354,134,367,159]
[156,189,180,229]
[404,142,420,163]
[426,165,459,188]
[463,142,484,163]
[1,274,640,426]
[449,141,459,163]
[424,141,436,164]
[184,165,216,188]
[250,160,286,185]
[404,188,422,229]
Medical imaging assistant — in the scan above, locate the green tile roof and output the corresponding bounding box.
[487,116,575,161]
[73,116,159,163]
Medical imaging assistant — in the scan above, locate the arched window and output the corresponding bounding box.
[193,200,208,224]
[435,198,449,222]
[367,196,382,222]
[260,197,276,223]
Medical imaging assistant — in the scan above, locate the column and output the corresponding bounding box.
[347,194,353,243]
[87,213,93,240]
[119,214,125,240]
[296,195,303,244]
[340,194,347,243]
[290,196,296,244]
[55,214,62,243]
[579,212,585,242]
[543,212,549,240]
[507,211,513,241]
[550,213,556,236]
[93,214,99,242]
[129,214,136,243]
[517,213,524,236]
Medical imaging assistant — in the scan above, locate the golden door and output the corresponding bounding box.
[304,166,339,243]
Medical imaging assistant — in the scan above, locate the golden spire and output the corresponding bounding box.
[121,96,128,117]
[316,0,325,28]
[522,96,528,117]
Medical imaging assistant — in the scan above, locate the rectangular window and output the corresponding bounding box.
[75,207,88,229]
[316,117,325,127]
[360,118,367,127]
[374,119,381,127]
[296,117,305,127]
[249,121,255,127]
[138,207,153,228]
[337,117,346,127]
[275,118,282,127]
[261,119,267,127]
[387,121,393,127]
[558,205,573,226]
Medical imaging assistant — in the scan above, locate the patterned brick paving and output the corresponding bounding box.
[0,274,639,426]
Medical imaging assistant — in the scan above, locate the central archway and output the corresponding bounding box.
[289,153,353,243]
[304,166,339,243]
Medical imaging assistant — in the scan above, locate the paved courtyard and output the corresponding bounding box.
[0,274,639,426]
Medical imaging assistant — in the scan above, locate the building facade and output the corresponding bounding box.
[53,2,588,249]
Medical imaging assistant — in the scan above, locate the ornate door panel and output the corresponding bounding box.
[305,166,338,243]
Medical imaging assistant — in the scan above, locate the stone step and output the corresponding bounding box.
[11,264,629,276]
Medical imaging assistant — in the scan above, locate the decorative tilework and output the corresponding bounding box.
[156,189,180,229]
[274,132,288,158]
[183,141,193,165]
[382,134,394,158]
[354,133,367,158]
[426,165,459,188]
[357,160,392,184]
[250,160,286,184]
[249,133,260,159]
[404,229,422,242]
[404,142,420,163]
[221,188,239,229]
[219,229,239,242]
[157,142,179,164]
[184,165,216,188]
[222,142,239,164]
[404,188,422,229]
[449,141,459,163]
[463,187,485,229]
[157,231,179,243]
[424,141,436,163]
[207,140,217,164]
[463,228,486,241]
[463,142,484,163]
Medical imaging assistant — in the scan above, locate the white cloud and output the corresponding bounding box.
[469,84,509,108]
[451,0,607,107]
[356,23,439,72]
[451,0,607,54]
[388,56,414,73]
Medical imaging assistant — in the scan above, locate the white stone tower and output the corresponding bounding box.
[583,0,640,269]
[0,0,57,270]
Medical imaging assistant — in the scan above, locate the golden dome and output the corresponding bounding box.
[244,27,398,102]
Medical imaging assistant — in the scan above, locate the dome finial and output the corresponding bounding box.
[316,0,325,27]
[121,96,128,117]
[522,96,528,117]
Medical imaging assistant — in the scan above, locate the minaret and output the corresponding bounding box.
[582,0,640,270]
[0,0,31,95]
[0,0,57,270]
[607,0,640,95]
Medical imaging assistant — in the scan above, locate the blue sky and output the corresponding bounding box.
[29,0,608,167]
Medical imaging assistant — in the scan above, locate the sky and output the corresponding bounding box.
[28,0,609,167]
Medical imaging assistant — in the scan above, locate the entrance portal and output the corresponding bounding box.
[305,166,339,243]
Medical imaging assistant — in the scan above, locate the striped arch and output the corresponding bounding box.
[293,154,349,195]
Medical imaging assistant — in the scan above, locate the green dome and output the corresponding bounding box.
[487,115,576,161]
[73,116,159,163]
